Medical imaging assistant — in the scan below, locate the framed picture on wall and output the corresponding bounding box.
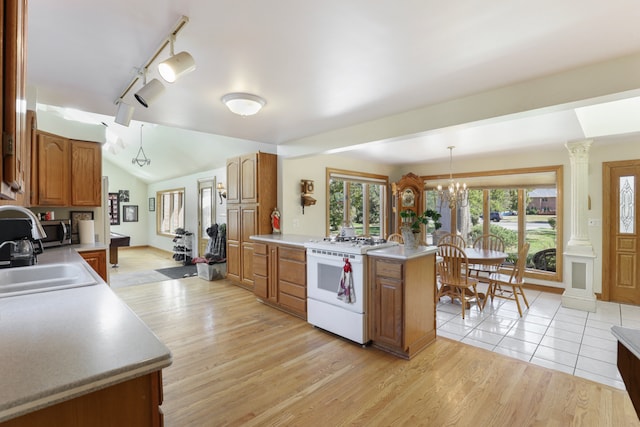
[108,193,120,225]
[123,205,138,222]
[149,197,155,212]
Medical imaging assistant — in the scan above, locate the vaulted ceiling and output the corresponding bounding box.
[26,1,640,182]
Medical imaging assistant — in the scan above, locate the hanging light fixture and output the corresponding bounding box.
[222,93,266,116]
[132,124,151,167]
[437,146,468,208]
[158,35,196,83]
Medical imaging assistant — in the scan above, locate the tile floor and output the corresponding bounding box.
[436,285,640,390]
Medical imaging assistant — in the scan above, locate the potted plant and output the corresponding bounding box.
[399,209,442,248]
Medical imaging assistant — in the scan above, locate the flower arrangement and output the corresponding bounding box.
[400,209,442,233]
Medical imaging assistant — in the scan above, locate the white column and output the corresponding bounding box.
[562,140,596,312]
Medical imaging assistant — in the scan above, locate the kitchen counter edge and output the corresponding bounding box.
[0,246,172,423]
[250,234,321,247]
[367,245,438,260]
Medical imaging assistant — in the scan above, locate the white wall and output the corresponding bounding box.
[103,160,149,246]
[147,167,226,256]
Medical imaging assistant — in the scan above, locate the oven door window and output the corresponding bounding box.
[317,263,344,293]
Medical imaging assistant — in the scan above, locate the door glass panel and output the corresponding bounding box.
[620,175,635,234]
[200,187,212,239]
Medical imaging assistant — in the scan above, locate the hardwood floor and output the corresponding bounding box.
[113,248,640,426]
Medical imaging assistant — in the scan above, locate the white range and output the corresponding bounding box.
[304,237,397,344]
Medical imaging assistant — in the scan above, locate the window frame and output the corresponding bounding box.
[423,165,563,282]
[156,187,186,236]
[326,168,388,238]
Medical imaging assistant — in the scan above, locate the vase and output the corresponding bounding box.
[400,227,419,250]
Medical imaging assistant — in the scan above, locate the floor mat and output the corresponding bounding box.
[155,264,198,279]
[110,270,169,288]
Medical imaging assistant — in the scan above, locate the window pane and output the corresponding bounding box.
[201,187,212,239]
[526,187,557,272]
[329,179,345,233]
[620,176,635,234]
[158,189,185,235]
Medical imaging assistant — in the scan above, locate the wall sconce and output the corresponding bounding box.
[300,179,316,214]
[217,182,227,204]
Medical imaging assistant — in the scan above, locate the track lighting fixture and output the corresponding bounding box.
[114,98,134,126]
[113,16,192,119]
[222,93,266,116]
[158,35,196,83]
[134,70,165,108]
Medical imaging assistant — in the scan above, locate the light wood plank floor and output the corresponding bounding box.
[113,248,640,426]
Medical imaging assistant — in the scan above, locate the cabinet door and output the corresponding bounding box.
[226,157,240,204]
[241,242,254,288]
[37,132,69,206]
[240,153,257,203]
[1,0,27,199]
[373,275,404,348]
[268,245,278,303]
[80,249,107,282]
[226,206,240,280]
[70,140,101,206]
[253,243,268,299]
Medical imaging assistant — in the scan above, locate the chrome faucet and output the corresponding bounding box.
[0,206,47,240]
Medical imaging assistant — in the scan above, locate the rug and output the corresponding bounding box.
[155,264,198,280]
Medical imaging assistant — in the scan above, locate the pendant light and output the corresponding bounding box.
[436,146,468,208]
[132,124,151,167]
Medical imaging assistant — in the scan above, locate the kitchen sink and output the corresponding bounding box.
[0,263,98,298]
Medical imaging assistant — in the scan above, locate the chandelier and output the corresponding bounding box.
[132,124,151,167]
[437,146,468,208]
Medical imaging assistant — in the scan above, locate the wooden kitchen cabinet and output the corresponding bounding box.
[369,253,436,359]
[79,249,108,282]
[0,370,164,427]
[0,0,28,201]
[225,152,277,289]
[31,131,102,207]
[252,241,307,319]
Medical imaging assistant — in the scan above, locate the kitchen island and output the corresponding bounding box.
[0,247,172,426]
[367,245,438,359]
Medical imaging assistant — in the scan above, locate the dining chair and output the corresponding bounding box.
[436,243,481,319]
[437,233,466,249]
[387,233,404,243]
[485,242,530,316]
[468,234,506,280]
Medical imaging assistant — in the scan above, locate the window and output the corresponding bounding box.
[157,188,185,235]
[327,169,388,237]
[424,165,562,281]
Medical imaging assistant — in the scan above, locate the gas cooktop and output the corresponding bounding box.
[305,236,398,255]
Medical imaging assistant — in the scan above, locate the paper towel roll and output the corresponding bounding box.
[79,220,95,244]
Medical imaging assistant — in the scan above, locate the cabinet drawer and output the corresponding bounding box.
[279,281,306,299]
[253,254,267,276]
[254,243,268,255]
[278,259,306,285]
[279,292,306,313]
[375,261,403,280]
[279,246,305,262]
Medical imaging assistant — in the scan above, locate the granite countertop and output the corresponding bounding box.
[249,234,322,247]
[0,247,172,422]
[611,326,640,359]
[367,245,438,260]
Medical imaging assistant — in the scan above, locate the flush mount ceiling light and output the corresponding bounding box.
[114,98,134,126]
[112,16,192,125]
[222,93,266,116]
[134,70,165,108]
[158,35,196,83]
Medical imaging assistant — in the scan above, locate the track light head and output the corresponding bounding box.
[158,51,196,83]
[134,78,165,108]
[114,99,134,126]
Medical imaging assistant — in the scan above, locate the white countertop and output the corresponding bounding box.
[367,245,438,260]
[0,247,172,422]
[250,234,322,247]
[611,326,640,359]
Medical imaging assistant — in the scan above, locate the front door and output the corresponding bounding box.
[604,160,640,304]
[198,178,215,257]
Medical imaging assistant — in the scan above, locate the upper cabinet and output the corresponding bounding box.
[0,0,28,200]
[31,131,102,207]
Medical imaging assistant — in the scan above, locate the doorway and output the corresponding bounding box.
[603,160,640,304]
[198,178,215,257]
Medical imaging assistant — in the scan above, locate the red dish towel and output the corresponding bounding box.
[337,258,356,304]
